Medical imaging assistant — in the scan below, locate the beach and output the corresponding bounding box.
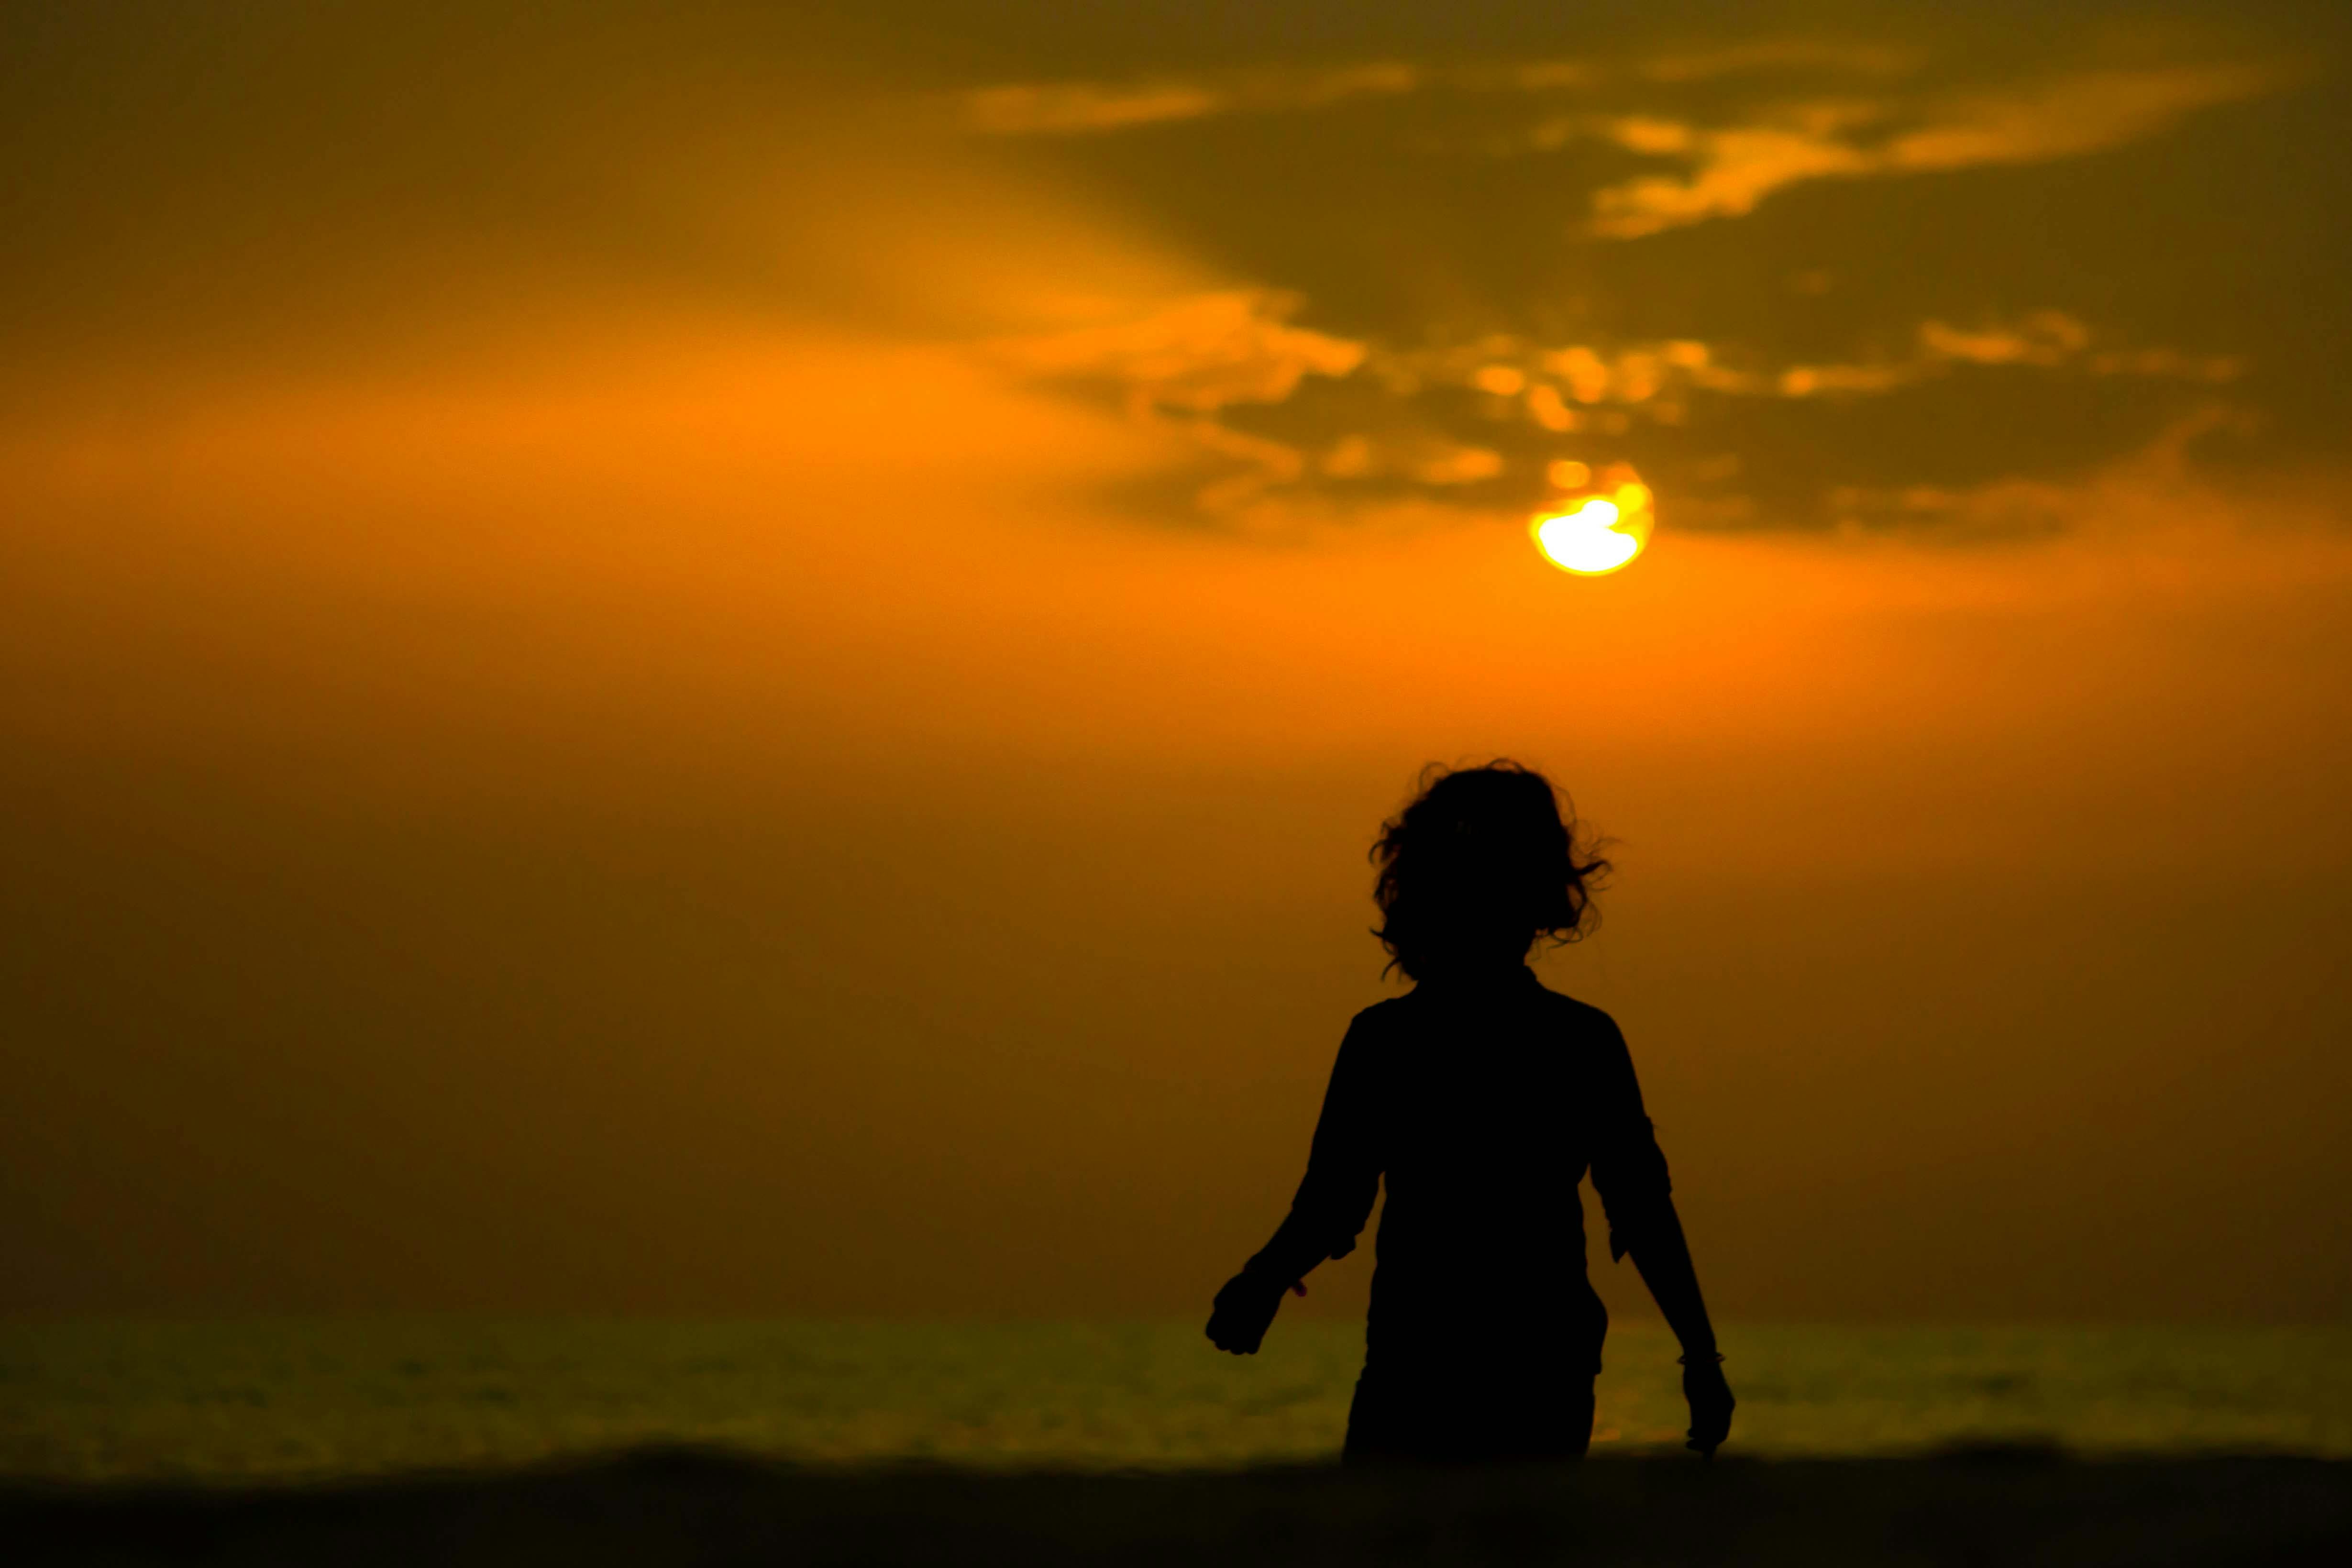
[8,1320,2348,1480]
[7,1320,2350,1563]
[10,1447,2351,1567]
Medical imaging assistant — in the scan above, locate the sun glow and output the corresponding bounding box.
[1532,476,1653,574]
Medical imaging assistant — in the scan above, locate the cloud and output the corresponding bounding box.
[956,50,2280,246]
[1380,309,2227,417]
[955,41,1919,137]
[1772,312,2240,395]
[985,292,2256,533]
[1917,312,2090,367]
[955,40,2292,537]
[984,288,1367,416]
[1817,406,2255,540]
[1635,41,1921,83]
[984,290,1376,522]
[961,64,1418,135]
[1588,64,2278,236]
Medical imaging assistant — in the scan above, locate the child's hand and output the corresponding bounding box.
[1204,1273,1303,1354]
[1683,1356,1735,1457]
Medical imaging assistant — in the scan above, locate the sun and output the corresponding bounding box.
[1531,477,1653,575]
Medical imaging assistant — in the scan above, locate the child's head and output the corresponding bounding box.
[1370,761,1610,982]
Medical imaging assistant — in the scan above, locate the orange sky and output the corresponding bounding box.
[3,1,2349,1320]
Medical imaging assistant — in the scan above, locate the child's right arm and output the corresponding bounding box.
[1206,1016,1383,1354]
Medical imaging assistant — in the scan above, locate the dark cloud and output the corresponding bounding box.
[5,6,2337,536]
[967,28,2342,533]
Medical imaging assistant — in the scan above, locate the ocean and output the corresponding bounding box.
[4,1320,2348,1482]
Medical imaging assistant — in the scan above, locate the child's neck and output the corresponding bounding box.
[1414,955,1533,990]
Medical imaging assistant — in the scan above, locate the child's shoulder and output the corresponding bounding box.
[1353,982,1620,1035]
[1525,980,1626,1042]
[1340,994,1424,1049]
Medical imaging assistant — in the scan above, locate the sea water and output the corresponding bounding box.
[3,1320,2348,1482]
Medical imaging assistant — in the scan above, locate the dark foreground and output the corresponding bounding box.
[7,1448,2349,1567]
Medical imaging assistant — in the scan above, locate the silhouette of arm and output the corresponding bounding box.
[1207,1018,1383,1354]
[1586,1019,1717,1362]
[1244,1016,1383,1287]
[1585,1017,1733,1452]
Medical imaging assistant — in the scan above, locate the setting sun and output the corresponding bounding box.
[1532,486,1653,574]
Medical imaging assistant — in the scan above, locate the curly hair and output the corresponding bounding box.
[1370,761,1611,981]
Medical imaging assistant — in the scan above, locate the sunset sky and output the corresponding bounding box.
[4,0,2348,1324]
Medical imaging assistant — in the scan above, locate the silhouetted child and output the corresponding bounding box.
[1206,762,1734,1463]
